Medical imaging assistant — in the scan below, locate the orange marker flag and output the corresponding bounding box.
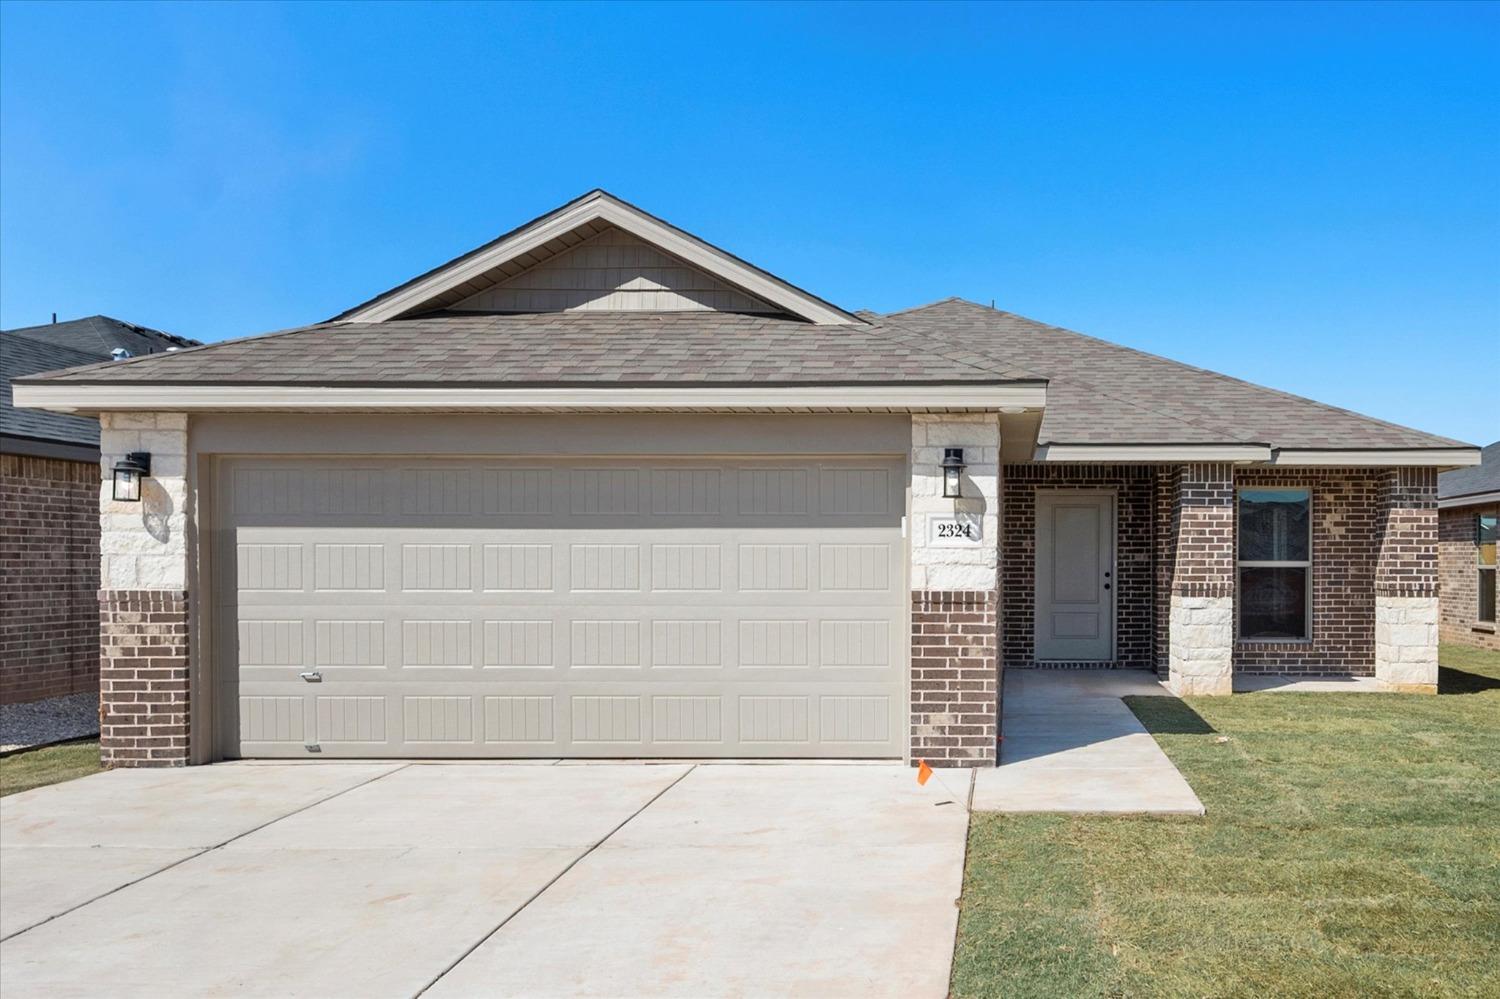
[916,759,934,786]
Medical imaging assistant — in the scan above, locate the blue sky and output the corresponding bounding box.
[2,1,1496,443]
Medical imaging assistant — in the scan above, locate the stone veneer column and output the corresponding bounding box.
[909,414,1000,767]
[98,412,192,766]
[1374,468,1439,692]
[1167,462,1235,696]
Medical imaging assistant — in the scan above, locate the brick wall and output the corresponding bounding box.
[1001,465,1155,668]
[1153,466,1179,674]
[99,589,190,766]
[910,590,998,767]
[1373,468,1439,690]
[1,453,101,704]
[1233,469,1379,674]
[1439,504,1500,651]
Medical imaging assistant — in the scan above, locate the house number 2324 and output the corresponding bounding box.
[929,514,983,547]
[937,521,975,539]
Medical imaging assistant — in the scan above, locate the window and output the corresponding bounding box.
[1237,487,1311,640]
[1479,512,1497,625]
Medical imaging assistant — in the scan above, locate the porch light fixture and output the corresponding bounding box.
[941,447,965,499]
[112,452,151,502]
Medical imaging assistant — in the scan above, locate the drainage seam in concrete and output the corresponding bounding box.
[0,763,411,943]
[413,763,700,998]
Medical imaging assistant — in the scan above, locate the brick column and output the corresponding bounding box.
[1167,462,1234,696]
[98,412,192,766]
[909,414,999,766]
[1374,468,1438,692]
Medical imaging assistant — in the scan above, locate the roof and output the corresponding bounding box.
[1,333,105,446]
[1439,441,1500,503]
[2,315,198,448]
[884,298,1468,451]
[332,189,860,326]
[27,311,1038,386]
[5,315,197,358]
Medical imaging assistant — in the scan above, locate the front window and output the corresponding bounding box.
[1479,512,1497,624]
[1237,487,1311,640]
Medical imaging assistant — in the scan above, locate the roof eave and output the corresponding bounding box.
[12,380,1046,414]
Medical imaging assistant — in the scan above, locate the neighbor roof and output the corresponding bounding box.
[1439,441,1500,503]
[2,315,198,448]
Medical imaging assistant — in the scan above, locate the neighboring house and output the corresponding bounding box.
[1438,441,1499,651]
[1,316,198,704]
[12,191,1481,768]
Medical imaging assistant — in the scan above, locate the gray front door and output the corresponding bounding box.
[1034,491,1115,662]
[214,455,906,760]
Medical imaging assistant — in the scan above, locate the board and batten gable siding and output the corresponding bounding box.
[449,227,779,315]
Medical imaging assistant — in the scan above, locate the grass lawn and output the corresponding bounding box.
[0,739,102,797]
[953,646,1500,998]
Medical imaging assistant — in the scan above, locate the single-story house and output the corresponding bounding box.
[1438,441,1498,651]
[1,316,197,705]
[12,191,1482,767]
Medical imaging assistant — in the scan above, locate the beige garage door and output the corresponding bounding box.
[215,456,906,759]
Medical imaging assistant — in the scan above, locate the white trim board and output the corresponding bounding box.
[1438,490,1500,509]
[13,381,1047,414]
[337,191,858,326]
[1270,448,1482,467]
[1033,443,1481,467]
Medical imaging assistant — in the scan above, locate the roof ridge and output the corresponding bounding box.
[916,297,1468,448]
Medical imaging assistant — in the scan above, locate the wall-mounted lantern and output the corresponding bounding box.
[112,452,151,502]
[941,447,965,499]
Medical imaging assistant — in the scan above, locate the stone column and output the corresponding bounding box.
[98,412,192,766]
[1374,468,1439,692]
[1167,462,1235,696]
[909,414,1000,766]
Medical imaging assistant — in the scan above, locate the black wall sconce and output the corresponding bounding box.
[112,452,151,502]
[941,447,965,499]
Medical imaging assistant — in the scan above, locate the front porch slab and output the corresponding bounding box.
[971,670,1204,815]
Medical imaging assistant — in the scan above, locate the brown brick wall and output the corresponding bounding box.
[1172,462,1235,598]
[1153,466,1180,673]
[1001,465,1155,668]
[1376,468,1439,597]
[1,452,101,704]
[99,589,189,766]
[1438,503,1500,651]
[911,589,997,767]
[1233,469,1379,674]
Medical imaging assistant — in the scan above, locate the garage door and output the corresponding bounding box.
[215,456,906,759]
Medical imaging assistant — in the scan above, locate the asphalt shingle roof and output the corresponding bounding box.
[29,312,1038,386]
[3,316,199,447]
[884,298,1467,450]
[15,300,1466,453]
[1439,441,1500,501]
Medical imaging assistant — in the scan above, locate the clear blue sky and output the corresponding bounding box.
[2,1,1496,443]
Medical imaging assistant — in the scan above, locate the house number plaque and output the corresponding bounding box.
[928,512,984,547]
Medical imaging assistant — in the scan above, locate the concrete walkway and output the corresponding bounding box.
[971,670,1205,815]
[0,762,968,998]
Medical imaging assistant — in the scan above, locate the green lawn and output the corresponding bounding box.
[953,646,1500,998]
[0,739,102,797]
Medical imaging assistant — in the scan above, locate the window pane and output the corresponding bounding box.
[1481,569,1496,624]
[1479,514,1497,568]
[1240,566,1308,639]
[1239,489,1311,562]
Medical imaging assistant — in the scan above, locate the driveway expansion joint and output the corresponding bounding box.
[412,763,699,998]
[0,762,411,943]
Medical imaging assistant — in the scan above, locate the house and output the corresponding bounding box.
[1,316,198,705]
[11,191,1481,767]
[1438,441,1499,651]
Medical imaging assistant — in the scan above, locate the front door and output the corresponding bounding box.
[1034,491,1115,661]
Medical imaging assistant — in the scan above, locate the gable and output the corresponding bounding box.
[449,227,779,315]
[333,189,858,325]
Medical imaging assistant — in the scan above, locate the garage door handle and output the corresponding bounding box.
[299,671,322,683]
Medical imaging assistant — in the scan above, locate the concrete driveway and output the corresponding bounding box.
[0,761,968,998]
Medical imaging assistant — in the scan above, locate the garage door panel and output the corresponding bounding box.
[218,456,906,759]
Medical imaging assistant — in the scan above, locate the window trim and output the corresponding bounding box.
[1478,511,1497,626]
[1236,486,1313,643]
